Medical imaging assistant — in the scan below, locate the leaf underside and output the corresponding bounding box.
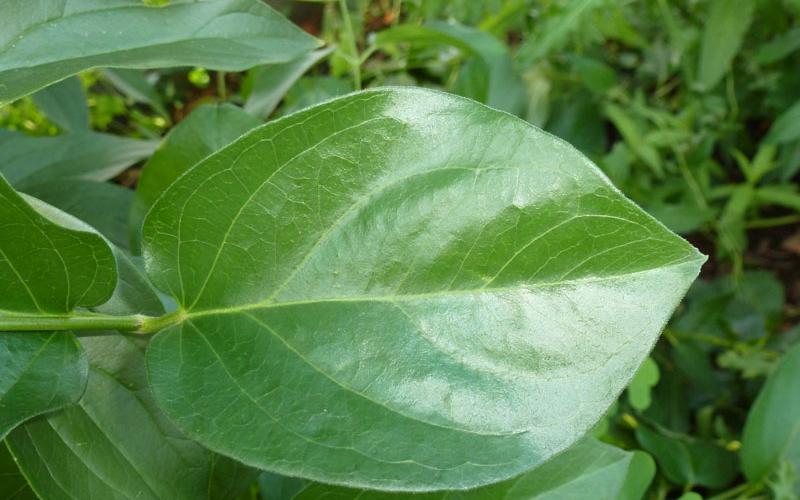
[0,0,320,104]
[142,87,704,491]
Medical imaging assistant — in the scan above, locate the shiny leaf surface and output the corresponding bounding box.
[0,0,320,104]
[143,88,704,490]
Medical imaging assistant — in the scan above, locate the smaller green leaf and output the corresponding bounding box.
[24,180,134,252]
[604,104,663,177]
[130,103,260,251]
[30,77,89,132]
[244,47,333,119]
[0,333,87,440]
[0,129,157,189]
[742,343,800,487]
[517,0,607,63]
[756,27,800,64]
[696,0,755,90]
[101,68,168,118]
[636,426,738,488]
[627,357,660,411]
[765,99,800,145]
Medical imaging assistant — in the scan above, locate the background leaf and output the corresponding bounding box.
[696,0,755,90]
[30,77,89,132]
[0,0,321,103]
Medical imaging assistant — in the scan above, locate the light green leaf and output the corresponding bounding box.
[30,76,89,131]
[7,335,256,500]
[142,88,704,490]
[0,175,116,439]
[765,99,800,144]
[130,103,260,251]
[756,27,800,65]
[696,0,755,90]
[290,439,653,499]
[24,179,135,251]
[101,68,168,118]
[0,129,157,189]
[742,343,800,487]
[0,0,321,104]
[517,0,607,63]
[244,47,334,119]
[627,357,660,411]
[377,22,526,115]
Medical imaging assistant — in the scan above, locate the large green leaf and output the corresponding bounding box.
[142,88,704,490]
[289,439,654,499]
[0,129,157,189]
[742,343,800,488]
[130,103,260,250]
[0,0,321,104]
[0,443,36,500]
[7,334,256,500]
[0,175,116,439]
[696,0,755,90]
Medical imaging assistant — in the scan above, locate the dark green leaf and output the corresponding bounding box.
[755,27,800,64]
[7,335,256,500]
[742,343,800,487]
[635,426,738,488]
[244,47,333,119]
[0,0,321,104]
[0,443,36,500]
[131,103,260,251]
[0,175,116,439]
[24,179,135,251]
[0,129,157,189]
[696,0,755,90]
[30,77,89,131]
[142,88,704,490]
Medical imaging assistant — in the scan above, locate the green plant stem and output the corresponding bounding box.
[216,70,227,101]
[0,311,183,334]
[338,0,362,89]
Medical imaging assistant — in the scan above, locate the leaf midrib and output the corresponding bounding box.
[179,256,702,322]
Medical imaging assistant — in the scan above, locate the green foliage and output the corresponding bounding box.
[0,0,798,498]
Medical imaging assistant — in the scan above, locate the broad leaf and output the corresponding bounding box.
[30,76,89,132]
[0,129,157,189]
[130,103,260,250]
[24,179,135,251]
[7,335,256,500]
[765,99,800,144]
[290,439,654,499]
[742,343,800,488]
[142,88,704,490]
[0,175,116,438]
[0,0,321,104]
[244,47,334,119]
[696,0,755,90]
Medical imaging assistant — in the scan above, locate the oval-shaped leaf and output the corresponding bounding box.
[742,343,800,486]
[0,0,321,104]
[143,88,704,491]
[696,0,755,90]
[0,175,116,438]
